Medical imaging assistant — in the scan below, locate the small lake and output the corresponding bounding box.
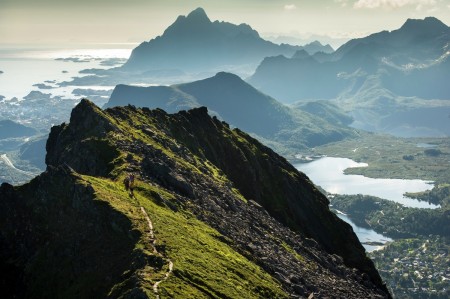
[295,157,437,209]
[336,212,392,252]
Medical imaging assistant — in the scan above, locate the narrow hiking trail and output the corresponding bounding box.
[140,206,174,299]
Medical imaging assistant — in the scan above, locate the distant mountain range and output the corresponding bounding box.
[121,8,333,75]
[105,72,357,151]
[249,17,450,102]
[248,17,450,137]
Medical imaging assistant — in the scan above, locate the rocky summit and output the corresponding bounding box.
[0,99,391,298]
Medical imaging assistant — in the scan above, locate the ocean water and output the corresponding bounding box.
[0,47,133,132]
[0,47,131,100]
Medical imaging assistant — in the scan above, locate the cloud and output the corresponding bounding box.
[354,0,437,10]
[284,4,297,10]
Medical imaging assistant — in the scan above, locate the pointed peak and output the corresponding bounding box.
[70,98,114,132]
[72,98,101,118]
[186,7,210,22]
[163,7,212,36]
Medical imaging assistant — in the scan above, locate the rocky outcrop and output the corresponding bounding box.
[0,100,391,298]
[46,101,121,177]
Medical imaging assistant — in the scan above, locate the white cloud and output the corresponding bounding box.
[284,4,297,10]
[354,0,437,10]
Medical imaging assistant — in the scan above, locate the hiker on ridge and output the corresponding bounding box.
[129,173,135,195]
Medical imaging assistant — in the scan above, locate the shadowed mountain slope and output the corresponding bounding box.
[0,100,390,298]
[105,72,358,151]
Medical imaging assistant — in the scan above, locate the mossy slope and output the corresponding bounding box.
[0,99,391,298]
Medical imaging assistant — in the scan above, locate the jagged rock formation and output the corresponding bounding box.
[0,99,391,298]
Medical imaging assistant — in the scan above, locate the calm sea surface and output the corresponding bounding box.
[0,47,131,100]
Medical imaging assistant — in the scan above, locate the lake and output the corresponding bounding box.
[295,157,437,209]
[295,156,437,251]
[336,212,392,252]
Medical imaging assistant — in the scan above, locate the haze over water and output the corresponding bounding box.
[0,48,131,99]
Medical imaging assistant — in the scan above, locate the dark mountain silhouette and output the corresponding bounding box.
[105,72,357,150]
[0,100,391,298]
[121,8,330,74]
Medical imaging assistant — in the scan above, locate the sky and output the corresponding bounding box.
[1,0,450,49]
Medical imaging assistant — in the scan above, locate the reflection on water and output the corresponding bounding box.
[295,157,437,209]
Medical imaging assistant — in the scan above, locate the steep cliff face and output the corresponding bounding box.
[0,100,390,298]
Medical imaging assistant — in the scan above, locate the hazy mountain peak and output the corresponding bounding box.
[186,7,210,23]
[212,71,242,81]
[302,40,335,54]
[162,7,212,37]
[292,49,311,59]
[122,8,302,72]
[308,40,322,46]
[400,16,448,33]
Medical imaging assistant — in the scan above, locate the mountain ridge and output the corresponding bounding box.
[249,16,450,102]
[105,72,358,152]
[0,100,390,298]
[248,16,450,137]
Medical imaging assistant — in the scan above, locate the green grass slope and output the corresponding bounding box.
[0,100,391,298]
